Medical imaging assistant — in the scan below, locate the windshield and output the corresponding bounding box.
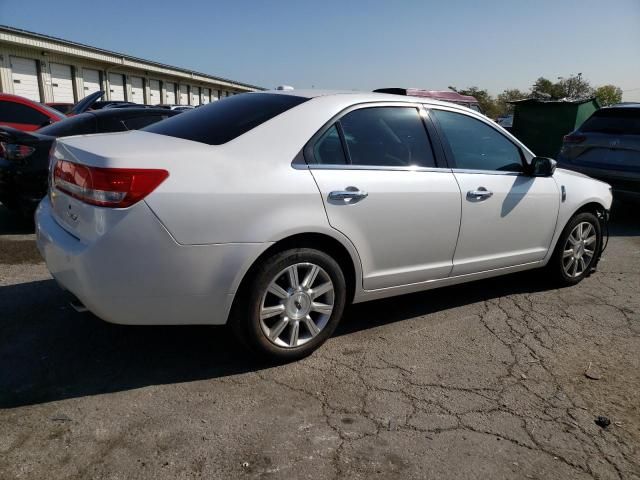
[580,108,640,135]
[143,93,309,145]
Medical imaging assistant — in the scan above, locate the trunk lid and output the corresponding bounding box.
[49,130,214,243]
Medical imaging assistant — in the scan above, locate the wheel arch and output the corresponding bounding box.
[545,200,608,264]
[229,231,362,319]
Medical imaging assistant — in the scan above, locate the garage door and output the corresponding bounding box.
[130,76,144,104]
[179,84,189,105]
[148,80,160,105]
[108,73,125,101]
[191,86,200,106]
[82,69,101,98]
[10,57,40,102]
[50,63,75,103]
[211,90,219,101]
[201,88,210,104]
[165,82,176,104]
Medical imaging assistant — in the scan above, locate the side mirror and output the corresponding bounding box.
[529,157,556,177]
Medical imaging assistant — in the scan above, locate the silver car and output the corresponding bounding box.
[36,90,613,360]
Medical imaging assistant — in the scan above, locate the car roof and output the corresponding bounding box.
[605,103,640,110]
[263,89,480,113]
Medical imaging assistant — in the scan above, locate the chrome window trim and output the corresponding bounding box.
[451,168,523,176]
[294,163,451,173]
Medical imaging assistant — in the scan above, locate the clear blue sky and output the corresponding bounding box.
[2,0,639,100]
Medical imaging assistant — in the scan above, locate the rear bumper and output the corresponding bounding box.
[36,198,266,325]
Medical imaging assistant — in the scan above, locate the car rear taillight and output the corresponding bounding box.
[563,134,586,144]
[53,160,168,208]
[0,142,36,160]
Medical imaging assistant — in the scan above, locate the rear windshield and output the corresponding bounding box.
[38,113,96,137]
[143,93,309,145]
[580,108,640,135]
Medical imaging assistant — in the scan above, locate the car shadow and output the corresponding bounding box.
[607,201,639,237]
[1,269,556,409]
[0,203,34,235]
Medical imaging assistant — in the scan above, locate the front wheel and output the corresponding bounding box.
[548,212,602,285]
[231,248,347,361]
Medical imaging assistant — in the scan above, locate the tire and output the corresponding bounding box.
[230,248,347,361]
[548,212,602,286]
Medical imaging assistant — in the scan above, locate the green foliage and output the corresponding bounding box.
[450,74,621,119]
[594,85,623,106]
[496,89,528,115]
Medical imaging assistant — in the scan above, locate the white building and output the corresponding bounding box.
[0,25,261,106]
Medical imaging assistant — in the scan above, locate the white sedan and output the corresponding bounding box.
[36,90,612,360]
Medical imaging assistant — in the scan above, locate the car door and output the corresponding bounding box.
[429,107,559,276]
[306,103,462,290]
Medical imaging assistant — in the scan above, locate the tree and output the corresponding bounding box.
[448,86,499,118]
[531,74,593,100]
[531,77,564,99]
[556,73,592,99]
[594,85,623,106]
[496,88,528,116]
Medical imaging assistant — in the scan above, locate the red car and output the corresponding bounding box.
[0,93,65,131]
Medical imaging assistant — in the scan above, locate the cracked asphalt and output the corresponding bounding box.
[1,202,639,479]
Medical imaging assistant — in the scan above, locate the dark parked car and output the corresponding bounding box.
[46,102,76,115]
[557,104,640,202]
[0,107,180,216]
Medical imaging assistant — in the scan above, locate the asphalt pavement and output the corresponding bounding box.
[1,202,638,479]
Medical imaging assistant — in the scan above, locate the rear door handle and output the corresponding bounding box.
[467,187,493,200]
[328,187,368,201]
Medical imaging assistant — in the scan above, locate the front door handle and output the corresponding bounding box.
[328,187,368,201]
[467,187,493,201]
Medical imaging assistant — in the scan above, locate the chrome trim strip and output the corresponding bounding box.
[297,163,452,173]
[451,168,523,176]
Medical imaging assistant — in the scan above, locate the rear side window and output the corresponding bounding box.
[580,108,640,135]
[314,125,347,165]
[311,107,436,168]
[0,100,49,125]
[432,109,523,172]
[143,93,308,145]
[38,113,97,136]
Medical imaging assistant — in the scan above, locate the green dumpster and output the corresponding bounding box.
[510,98,600,158]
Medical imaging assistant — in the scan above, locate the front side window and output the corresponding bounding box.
[311,106,436,168]
[432,109,523,172]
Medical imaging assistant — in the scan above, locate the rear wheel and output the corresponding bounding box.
[548,212,602,285]
[231,248,347,361]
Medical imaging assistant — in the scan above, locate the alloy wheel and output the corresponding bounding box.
[259,262,335,348]
[562,221,597,278]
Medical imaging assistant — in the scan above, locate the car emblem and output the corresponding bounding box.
[609,139,620,147]
[67,205,78,222]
